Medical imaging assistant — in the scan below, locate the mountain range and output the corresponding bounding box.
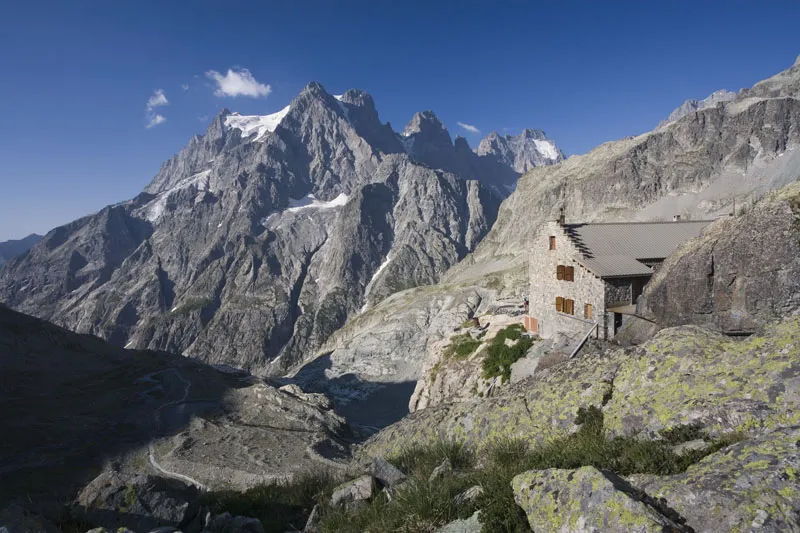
[0,84,561,376]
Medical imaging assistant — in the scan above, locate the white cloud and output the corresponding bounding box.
[181,84,189,91]
[146,89,169,111]
[144,89,169,128]
[146,114,167,128]
[205,67,271,98]
[457,121,480,134]
[197,115,209,122]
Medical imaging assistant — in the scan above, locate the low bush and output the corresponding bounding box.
[444,333,482,359]
[482,324,533,382]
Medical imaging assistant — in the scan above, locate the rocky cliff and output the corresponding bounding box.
[0,233,41,267]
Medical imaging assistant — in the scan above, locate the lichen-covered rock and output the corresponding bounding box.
[629,427,800,532]
[512,466,688,532]
[361,316,800,458]
[434,511,482,533]
[367,457,406,487]
[330,475,375,507]
[72,471,200,532]
[639,181,800,333]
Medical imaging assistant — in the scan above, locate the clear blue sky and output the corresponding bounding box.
[1,1,798,240]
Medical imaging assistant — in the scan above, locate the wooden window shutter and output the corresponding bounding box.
[556,265,564,280]
[566,266,574,282]
[549,236,556,250]
[555,297,563,312]
[565,299,574,315]
[585,303,592,319]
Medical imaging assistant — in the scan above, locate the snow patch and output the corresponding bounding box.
[225,105,291,141]
[141,170,212,222]
[533,139,560,161]
[333,94,344,101]
[286,193,349,212]
[360,253,392,313]
[124,341,134,349]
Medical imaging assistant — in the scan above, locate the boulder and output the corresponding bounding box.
[0,505,60,533]
[207,513,264,533]
[367,457,406,487]
[72,471,200,532]
[670,439,711,456]
[512,466,689,532]
[302,504,320,533]
[435,511,482,533]
[452,485,483,507]
[330,475,375,507]
[428,459,453,483]
[639,183,800,333]
[630,427,800,532]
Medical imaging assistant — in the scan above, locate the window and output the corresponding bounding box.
[556,265,565,280]
[555,297,563,312]
[549,236,556,250]
[565,266,574,282]
[565,299,575,315]
[585,303,593,320]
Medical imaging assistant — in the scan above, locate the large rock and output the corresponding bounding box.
[330,475,375,507]
[435,511,482,533]
[630,427,800,532]
[639,181,800,333]
[361,316,800,458]
[512,466,688,532]
[367,457,406,487]
[71,472,200,532]
[207,513,265,533]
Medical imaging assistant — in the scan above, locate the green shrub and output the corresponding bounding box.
[388,439,475,477]
[481,325,533,382]
[444,333,481,359]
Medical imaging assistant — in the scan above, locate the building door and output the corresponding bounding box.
[613,312,623,334]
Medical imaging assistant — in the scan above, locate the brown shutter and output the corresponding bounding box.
[549,236,556,250]
[585,303,592,319]
[555,297,563,312]
[566,266,574,282]
[556,265,564,280]
[565,299,574,315]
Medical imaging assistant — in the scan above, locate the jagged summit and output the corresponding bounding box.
[476,129,564,173]
[402,110,448,137]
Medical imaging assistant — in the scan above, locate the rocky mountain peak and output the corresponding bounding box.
[301,81,328,97]
[475,129,564,173]
[453,135,472,154]
[402,110,448,137]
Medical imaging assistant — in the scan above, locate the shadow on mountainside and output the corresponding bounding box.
[289,353,416,438]
[0,305,248,514]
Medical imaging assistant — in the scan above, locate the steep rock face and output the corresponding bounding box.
[0,234,42,267]
[455,58,800,277]
[475,128,565,173]
[638,181,800,333]
[0,84,507,375]
[657,89,737,128]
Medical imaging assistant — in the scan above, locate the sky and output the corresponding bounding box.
[0,1,798,241]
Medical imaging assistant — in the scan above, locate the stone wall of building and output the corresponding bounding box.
[528,221,606,339]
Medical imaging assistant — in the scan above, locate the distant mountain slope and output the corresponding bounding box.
[657,89,737,128]
[0,83,560,375]
[476,129,565,174]
[0,234,41,267]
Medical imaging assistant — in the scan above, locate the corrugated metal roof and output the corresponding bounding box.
[564,221,712,259]
[575,255,654,278]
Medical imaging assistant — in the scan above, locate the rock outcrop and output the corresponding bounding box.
[512,466,688,532]
[475,128,565,174]
[638,181,800,333]
[361,316,800,458]
[657,89,737,128]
